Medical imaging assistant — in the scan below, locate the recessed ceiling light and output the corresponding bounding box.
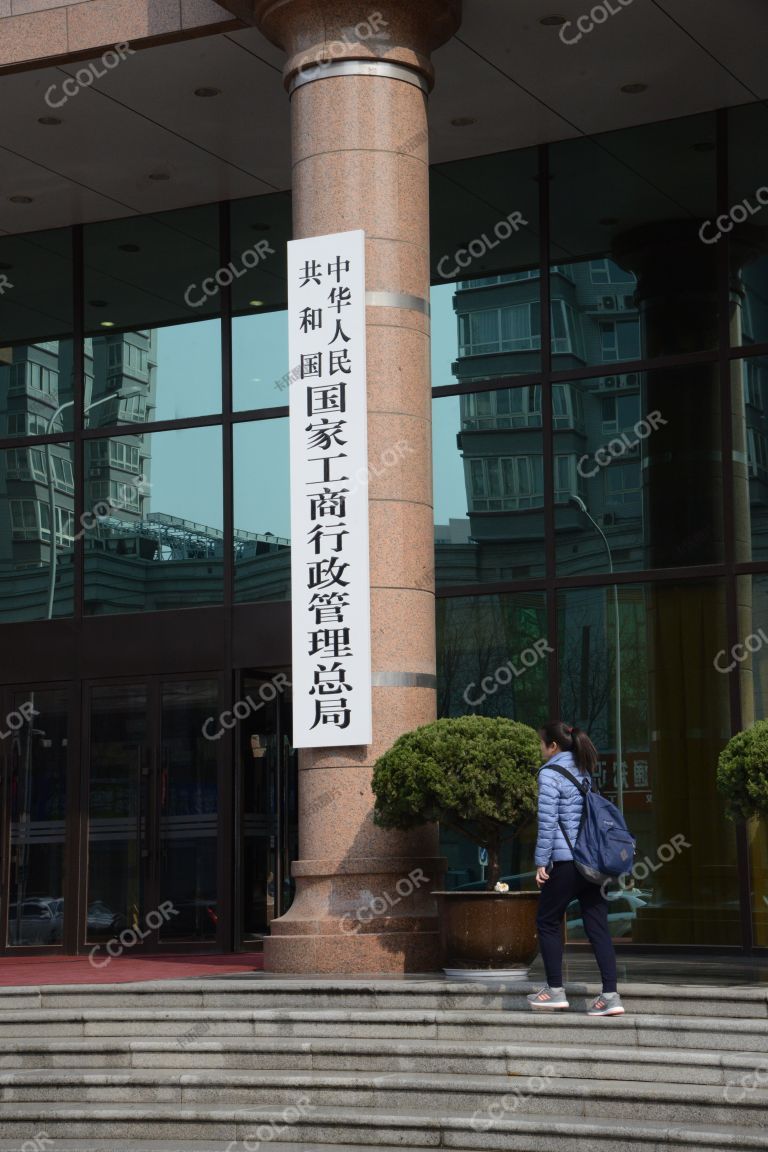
[118,243,141,252]
[451,117,477,127]
[148,172,170,181]
[693,141,716,153]
[620,83,648,94]
[100,320,115,328]
[89,299,108,308]
[249,299,264,307]
[539,14,567,25]
[9,195,33,204]
[250,223,271,231]
[38,116,62,126]
[194,87,221,97]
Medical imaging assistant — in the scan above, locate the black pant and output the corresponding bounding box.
[536,861,618,993]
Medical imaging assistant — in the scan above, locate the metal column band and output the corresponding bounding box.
[365,290,431,315]
[289,58,430,96]
[371,671,437,688]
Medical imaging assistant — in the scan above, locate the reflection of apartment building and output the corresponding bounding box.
[1,341,75,567]
[85,330,156,530]
[434,260,645,582]
[0,333,156,617]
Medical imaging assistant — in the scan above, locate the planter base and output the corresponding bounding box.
[434,890,540,974]
[443,966,531,982]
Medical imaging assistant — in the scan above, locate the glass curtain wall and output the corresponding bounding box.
[432,101,768,949]
[0,193,292,624]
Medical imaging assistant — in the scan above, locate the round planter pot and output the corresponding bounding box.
[433,890,540,981]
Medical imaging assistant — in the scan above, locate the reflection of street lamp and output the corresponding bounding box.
[569,494,623,813]
[45,390,141,619]
[14,693,47,945]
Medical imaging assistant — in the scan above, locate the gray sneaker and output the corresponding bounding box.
[587,992,625,1016]
[527,984,569,1009]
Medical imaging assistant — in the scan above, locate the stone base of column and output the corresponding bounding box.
[263,854,448,974]
[264,923,442,973]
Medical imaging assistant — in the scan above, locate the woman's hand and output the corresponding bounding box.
[536,866,550,887]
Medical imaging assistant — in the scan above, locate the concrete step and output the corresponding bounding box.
[0,1068,766,1127]
[1,978,767,1019]
[0,1104,767,1150]
[0,1006,765,1051]
[1,1033,764,1084]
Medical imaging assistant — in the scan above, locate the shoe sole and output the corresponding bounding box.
[587,1006,625,1016]
[529,1001,570,1009]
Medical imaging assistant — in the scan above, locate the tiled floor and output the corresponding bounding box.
[0,949,765,988]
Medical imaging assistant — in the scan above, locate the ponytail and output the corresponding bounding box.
[540,721,598,777]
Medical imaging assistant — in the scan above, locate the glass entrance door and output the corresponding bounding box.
[4,687,69,948]
[85,677,219,953]
[86,684,150,950]
[157,680,219,946]
[236,671,297,948]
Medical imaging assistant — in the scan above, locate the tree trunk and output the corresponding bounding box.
[487,835,501,890]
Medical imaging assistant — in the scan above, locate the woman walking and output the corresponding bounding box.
[527,721,624,1016]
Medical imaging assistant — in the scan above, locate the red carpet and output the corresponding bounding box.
[0,952,264,987]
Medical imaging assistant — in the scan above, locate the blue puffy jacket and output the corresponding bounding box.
[534,750,591,868]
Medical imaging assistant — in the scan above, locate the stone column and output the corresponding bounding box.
[251,0,461,972]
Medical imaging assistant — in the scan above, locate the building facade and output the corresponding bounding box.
[0,0,767,965]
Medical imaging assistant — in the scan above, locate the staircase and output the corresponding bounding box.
[0,977,766,1150]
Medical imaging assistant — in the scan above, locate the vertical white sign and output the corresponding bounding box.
[288,229,372,748]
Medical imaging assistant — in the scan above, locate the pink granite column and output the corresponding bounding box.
[251,0,461,972]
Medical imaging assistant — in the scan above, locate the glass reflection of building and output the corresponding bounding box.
[444,260,643,579]
[430,104,768,950]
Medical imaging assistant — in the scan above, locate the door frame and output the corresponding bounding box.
[80,671,227,956]
[232,666,296,951]
[0,680,77,955]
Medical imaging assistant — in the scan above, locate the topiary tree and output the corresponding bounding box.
[717,720,768,821]
[371,715,541,890]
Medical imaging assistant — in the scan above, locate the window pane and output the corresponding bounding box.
[436,591,548,890]
[0,442,74,620]
[555,367,723,574]
[83,426,223,615]
[229,192,291,313]
[558,580,737,945]
[740,574,768,945]
[85,323,221,427]
[159,680,219,943]
[0,230,74,440]
[550,114,718,366]
[1,339,75,440]
[430,147,539,282]
[729,103,768,347]
[733,355,768,563]
[233,310,290,412]
[431,147,541,384]
[434,391,545,586]
[7,688,68,946]
[87,685,147,943]
[234,419,290,603]
[83,208,223,425]
[83,205,221,330]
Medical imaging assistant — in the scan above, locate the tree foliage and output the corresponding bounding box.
[717,720,768,821]
[371,715,541,888]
